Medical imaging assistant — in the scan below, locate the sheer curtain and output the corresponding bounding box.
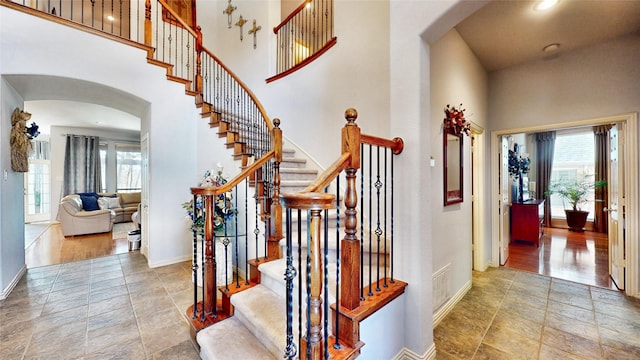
[535,131,556,227]
[593,125,611,233]
[63,135,102,195]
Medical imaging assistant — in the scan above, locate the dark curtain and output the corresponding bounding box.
[593,125,611,233]
[63,135,102,195]
[536,131,556,226]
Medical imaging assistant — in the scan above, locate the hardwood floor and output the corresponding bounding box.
[505,227,616,290]
[24,222,130,269]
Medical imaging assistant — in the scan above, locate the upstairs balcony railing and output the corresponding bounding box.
[267,0,337,83]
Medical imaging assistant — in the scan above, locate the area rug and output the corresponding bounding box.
[112,222,137,239]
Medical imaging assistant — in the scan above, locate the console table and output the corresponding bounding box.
[511,199,544,247]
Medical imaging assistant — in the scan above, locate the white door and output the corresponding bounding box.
[499,136,510,265]
[24,160,51,223]
[608,124,625,290]
[141,133,150,257]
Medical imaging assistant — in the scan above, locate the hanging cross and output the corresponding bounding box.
[235,15,247,41]
[248,19,262,49]
[223,0,236,29]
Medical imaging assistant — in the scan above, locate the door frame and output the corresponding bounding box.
[490,112,638,298]
[470,122,486,271]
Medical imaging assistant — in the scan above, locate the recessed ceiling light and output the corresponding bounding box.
[543,43,560,52]
[107,15,115,21]
[534,0,559,11]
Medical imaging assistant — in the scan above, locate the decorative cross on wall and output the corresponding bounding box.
[235,15,247,41]
[223,0,236,29]
[248,19,261,49]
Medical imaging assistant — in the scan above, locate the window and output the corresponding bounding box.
[549,131,596,219]
[116,144,141,192]
[99,144,108,193]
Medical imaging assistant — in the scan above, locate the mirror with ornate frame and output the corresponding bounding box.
[444,128,463,205]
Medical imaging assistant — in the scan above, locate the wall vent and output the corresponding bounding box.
[433,264,451,311]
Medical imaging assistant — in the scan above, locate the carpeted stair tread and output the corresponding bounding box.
[230,284,287,358]
[197,316,276,360]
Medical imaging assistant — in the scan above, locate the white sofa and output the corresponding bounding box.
[58,195,114,237]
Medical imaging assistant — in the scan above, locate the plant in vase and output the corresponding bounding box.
[508,149,530,202]
[545,175,607,232]
[182,165,236,237]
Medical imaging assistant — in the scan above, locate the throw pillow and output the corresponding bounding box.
[97,197,109,210]
[107,197,121,209]
[80,195,100,211]
[98,197,122,210]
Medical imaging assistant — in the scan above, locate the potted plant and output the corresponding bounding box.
[545,176,607,232]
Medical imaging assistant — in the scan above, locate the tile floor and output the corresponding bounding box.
[435,267,640,359]
[4,253,640,360]
[0,252,200,360]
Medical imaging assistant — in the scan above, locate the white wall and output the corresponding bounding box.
[0,6,199,269]
[429,28,488,308]
[489,34,640,131]
[198,0,391,169]
[0,78,27,299]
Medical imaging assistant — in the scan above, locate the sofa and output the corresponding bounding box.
[58,195,115,237]
[57,192,142,237]
[98,192,142,223]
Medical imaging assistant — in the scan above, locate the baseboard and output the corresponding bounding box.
[148,254,192,268]
[432,279,472,328]
[1,265,27,300]
[392,343,436,360]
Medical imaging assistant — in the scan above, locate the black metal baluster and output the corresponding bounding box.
[390,154,395,284]
[375,146,382,291]
[333,175,341,349]
[368,143,373,296]
[297,209,302,352]
[245,178,250,285]
[384,148,388,287]
[200,196,206,322]
[306,209,311,360]
[323,205,329,360]
[284,207,297,360]
[360,142,364,300]
[234,185,240,288]
[191,194,198,319]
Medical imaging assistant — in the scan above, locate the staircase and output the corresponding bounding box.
[2,2,409,358]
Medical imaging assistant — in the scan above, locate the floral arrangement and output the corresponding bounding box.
[443,103,471,136]
[25,122,40,140]
[508,150,530,179]
[182,165,236,236]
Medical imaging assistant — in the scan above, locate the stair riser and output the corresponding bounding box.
[279,171,318,181]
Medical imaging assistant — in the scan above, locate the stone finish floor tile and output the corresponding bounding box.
[6,255,640,360]
[434,267,640,359]
[0,254,196,359]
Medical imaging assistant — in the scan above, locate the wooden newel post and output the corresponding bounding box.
[269,119,284,258]
[280,192,334,360]
[195,26,203,96]
[204,194,217,315]
[341,108,362,310]
[144,0,152,47]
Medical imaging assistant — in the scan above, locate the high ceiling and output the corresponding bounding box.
[17,1,640,136]
[455,0,640,72]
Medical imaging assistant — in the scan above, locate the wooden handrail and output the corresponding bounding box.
[156,0,198,38]
[0,0,152,52]
[266,37,337,84]
[361,134,404,155]
[302,152,350,193]
[191,149,275,196]
[201,47,274,132]
[273,0,310,34]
